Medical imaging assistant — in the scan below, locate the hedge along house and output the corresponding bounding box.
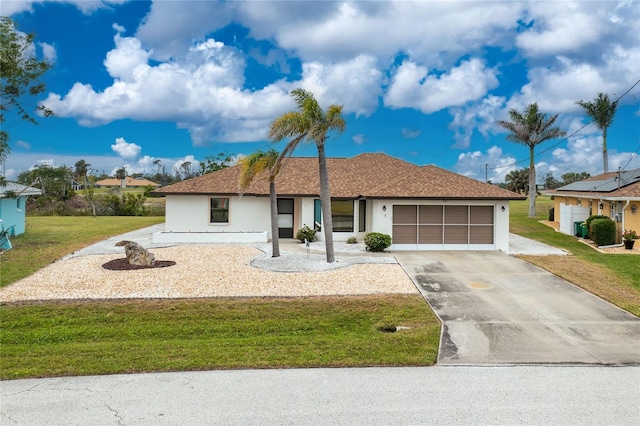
[546,168,640,242]
[0,182,42,236]
[152,153,524,251]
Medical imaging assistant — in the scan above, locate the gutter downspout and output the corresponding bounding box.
[621,200,630,240]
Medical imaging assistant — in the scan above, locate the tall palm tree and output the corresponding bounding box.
[576,93,617,173]
[238,149,282,258]
[269,89,346,263]
[497,103,566,218]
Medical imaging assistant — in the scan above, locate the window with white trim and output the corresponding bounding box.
[210,197,229,223]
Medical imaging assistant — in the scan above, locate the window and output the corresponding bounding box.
[314,199,322,231]
[331,200,354,232]
[210,197,229,223]
[358,200,366,232]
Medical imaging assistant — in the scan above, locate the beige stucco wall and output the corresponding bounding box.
[553,195,640,242]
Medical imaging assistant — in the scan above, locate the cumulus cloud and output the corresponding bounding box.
[455,146,517,183]
[298,55,383,117]
[111,137,141,160]
[385,59,499,114]
[449,95,506,149]
[42,33,292,144]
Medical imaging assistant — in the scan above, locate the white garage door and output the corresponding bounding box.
[392,205,495,250]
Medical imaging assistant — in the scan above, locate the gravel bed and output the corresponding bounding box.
[0,245,417,302]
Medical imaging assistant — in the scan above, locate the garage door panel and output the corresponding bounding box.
[393,225,417,244]
[444,225,468,244]
[445,206,468,224]
[470,206,494,224]
[419,225,443,244]
[419,205,443,223]
[470,226,494,244]
[393,205,416,224]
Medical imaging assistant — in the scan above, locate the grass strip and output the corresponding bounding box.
[0,295,440,380]
[0,216,164,287]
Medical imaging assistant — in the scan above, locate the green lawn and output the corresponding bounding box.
[0,296,439,380]
[0,216,439,379]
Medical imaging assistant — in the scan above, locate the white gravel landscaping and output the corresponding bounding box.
[0,244,418,302]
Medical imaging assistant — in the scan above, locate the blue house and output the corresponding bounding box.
[0,182,42,236]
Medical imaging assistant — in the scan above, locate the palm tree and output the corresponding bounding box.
[269,89,346,263]
[576,93,617,173]
[497,103,566,218]
[238,149,282,258]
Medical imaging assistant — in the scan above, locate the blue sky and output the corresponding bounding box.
[3,0,639,183]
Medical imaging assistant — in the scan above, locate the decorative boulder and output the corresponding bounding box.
[115,240,156,267]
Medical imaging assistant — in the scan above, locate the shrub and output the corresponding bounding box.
[364,232,391,252]
[346,236,358,244]
[296,225,317,243]
[585,215,608,239]
[590,218,616,246]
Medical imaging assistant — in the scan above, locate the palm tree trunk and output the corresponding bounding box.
[528,145,536,218]
[602,128,609,173]
[316,142,335,263]
[269,180,280,258]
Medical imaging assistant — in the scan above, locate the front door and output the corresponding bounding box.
[277,198,294,238]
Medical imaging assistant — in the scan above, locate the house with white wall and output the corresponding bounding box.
[152,153,524,251]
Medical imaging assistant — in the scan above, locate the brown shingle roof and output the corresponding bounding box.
[153,153,523,200]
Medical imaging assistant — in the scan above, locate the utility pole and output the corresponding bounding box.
[485,164,488,183]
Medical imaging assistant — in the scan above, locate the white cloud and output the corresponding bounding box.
[298,55,383,117]
[550,135,640,177]
[515,3,604,57]
[401,129,421,139]
[111,137,141,160]
[455,146,518,183]
[15,140,31,149]
[385,58,499,114]
[39,42,57,63]
[4,0,124,16]
[352,134,365,145]
[449,95,506,149]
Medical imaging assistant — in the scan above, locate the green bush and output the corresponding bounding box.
[585,215,608,239]
[296,225,317,243]
[346,236,358,244]
[590,218,616,246]
[364,232,391,252]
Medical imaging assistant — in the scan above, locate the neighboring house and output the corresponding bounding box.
[95,177,160,188]
[546,168,640,242]
[0,182,42,236]
[153,153,524,251]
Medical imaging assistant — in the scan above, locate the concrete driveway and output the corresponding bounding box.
[394,251,640,365]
